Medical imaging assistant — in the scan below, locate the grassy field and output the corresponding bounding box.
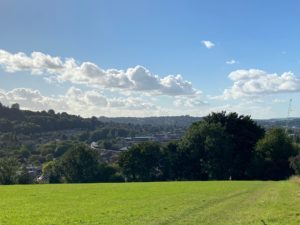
[0,181,299,225]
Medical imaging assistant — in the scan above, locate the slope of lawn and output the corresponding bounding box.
[0,180,299,225]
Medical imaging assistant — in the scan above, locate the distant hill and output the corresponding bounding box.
[98,115,300,130]
[98,116,202,128]
[0,103,101,134]
[1,101,299,133]
[257,118,300,130]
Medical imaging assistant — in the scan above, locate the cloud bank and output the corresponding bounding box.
[0,50,198,96]
[1,49,298,118]
[218,69,300,99]
[0,87,161,117]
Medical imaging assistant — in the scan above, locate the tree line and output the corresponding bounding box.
[0,103,170,134]
[0,102,178,167]
[119,112,299,181]
[1,111,300,184]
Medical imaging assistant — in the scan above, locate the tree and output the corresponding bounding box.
[97,164,123,182]
[11,103,20,110]
[203,111,265,179]
[60,144,100,183]
[118,142,163,181]
[250,128,298,180]
[0,157,20,185]
[17,166,34,184]
[42,160,63,183]
[179,121,232,180]
[175,112,264,180]
[290,154,300,175]
[161,141,181,180]
[47,109,55,115]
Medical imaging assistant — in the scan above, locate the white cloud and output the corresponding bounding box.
[0,51,64,73]
[0,49,198,96]
[211,101,274,119]
[216,69,300,99]
[0,87,162,117]
[0,86,287,119]
[226,59,237,65]
[174,91,207,108]
[201,40,215,49]
[0,88,66,111]
[174,98,207,108]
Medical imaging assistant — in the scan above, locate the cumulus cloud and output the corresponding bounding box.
[174,90,207,108]
[0,86,282,118]
[216,69,300,99]
[174,97,207,108]
[226,59,237,65]
[0,50,64,74]
[0,49,198,96]
[201,40,215,49]
[0,87,161,117]
[0,88,66,111]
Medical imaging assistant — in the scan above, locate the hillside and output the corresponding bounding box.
[0,104,183,166]
[1,103,300,133]
[98,115,300,131]
[98,115,202,127]
[0,104,299,174]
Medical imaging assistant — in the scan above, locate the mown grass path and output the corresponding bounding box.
[0,181,299,225]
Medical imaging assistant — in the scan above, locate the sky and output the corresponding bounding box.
[0,0,299,119]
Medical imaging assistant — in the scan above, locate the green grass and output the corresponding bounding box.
[0,181,299,225]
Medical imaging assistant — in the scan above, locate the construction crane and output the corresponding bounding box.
[285,99,292,133]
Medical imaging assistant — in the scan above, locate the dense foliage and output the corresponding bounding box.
[42,145,121,183]
[0,103,100,133]
[249,128,298,180]
[118,112,299,181]
[0,103,180,167]
[1,105,300,184]
[0,157,20,184]
[118,142,163,181]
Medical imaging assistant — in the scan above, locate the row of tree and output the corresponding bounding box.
[1,111,300,184]
[44,112,300,182]
[119,112,299,181]
[119,128,299,181]
[0,144,122,184]
[0,103,178,135]
[0,103,101,133]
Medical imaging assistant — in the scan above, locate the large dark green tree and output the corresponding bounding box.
[203,112,265,179]
[177,112,264,180]
[178,121,233,180]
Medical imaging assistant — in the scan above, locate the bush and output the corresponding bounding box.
[290,154,300,175]
[249,128,298,180]
[0,157,20,185]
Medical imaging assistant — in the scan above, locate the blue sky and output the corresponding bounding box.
[0,0,299,118]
